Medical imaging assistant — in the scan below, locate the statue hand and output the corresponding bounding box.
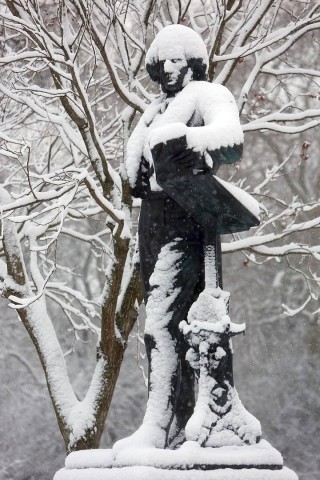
[151,135,205,182]
[173,149,204,170]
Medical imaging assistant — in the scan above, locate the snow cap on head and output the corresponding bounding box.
[146,25,208,82]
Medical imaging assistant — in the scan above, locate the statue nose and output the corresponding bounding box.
[164,60,175,73]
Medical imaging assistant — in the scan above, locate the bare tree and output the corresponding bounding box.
[0,0,320,452]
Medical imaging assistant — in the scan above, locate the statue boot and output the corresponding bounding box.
[113,333,179,453]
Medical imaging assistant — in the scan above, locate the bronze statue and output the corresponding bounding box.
[116,24,260,452]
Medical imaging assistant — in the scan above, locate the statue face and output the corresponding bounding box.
[158,56,191,95]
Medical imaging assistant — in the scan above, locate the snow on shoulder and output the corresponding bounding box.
[126,81,244,190]
[148,81,243,153]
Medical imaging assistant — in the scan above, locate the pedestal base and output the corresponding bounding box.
[54,440,298,480]
[54,466,298,480]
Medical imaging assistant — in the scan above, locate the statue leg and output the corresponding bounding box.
[164,238,204,446]
[113,238,204,452]
[113,241,181,452]
[138,199,202,443]
[169,346,195,445]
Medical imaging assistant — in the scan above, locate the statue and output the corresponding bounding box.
[115,24,260,452]
[55,24,299,480]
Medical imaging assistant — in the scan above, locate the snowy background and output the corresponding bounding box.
[1,2,320,480]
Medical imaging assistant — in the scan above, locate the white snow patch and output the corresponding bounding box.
[213,176,260,220]
[187,289,231,325]
[67,356,107,448]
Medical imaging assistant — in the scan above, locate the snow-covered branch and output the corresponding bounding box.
[243,109,320,133]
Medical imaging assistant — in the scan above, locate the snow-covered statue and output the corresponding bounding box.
[116,24,261,452]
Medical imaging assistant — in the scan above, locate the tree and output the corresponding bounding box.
[0,0,320,453]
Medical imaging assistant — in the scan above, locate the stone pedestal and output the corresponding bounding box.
[54,440,298,480]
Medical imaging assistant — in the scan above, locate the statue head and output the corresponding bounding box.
[146,25,208,95]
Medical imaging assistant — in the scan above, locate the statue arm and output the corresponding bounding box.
[126,98,169,197]
[130,156,151,198]
[185,83,244,170]
[126,114,151,198]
